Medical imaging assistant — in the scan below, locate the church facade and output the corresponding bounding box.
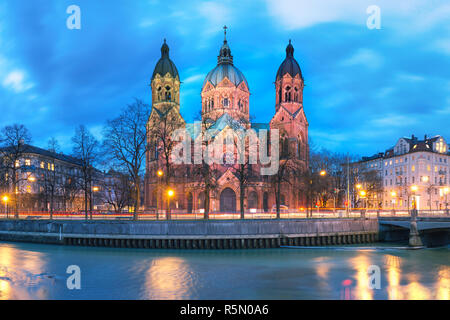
[144,29,309,214]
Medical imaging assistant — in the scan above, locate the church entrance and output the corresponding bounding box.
[220,188,236,212]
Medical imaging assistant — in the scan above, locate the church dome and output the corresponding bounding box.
[276,40,303,81]
[203,64,248,88]
[152,39,179,80]
[203,30,248,89]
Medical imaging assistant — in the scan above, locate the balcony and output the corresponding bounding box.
[395,171,403,176]
[438,170,447,175]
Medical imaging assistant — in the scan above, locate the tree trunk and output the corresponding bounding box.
[276,183,281,219]
[204,188,210,220]
[240,184,245,219]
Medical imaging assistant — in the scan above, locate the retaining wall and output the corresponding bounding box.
[0,218,379,249]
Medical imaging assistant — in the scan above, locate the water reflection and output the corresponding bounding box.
[144,257,195,299]
[384,254,402,300]
[435,266,449,300]
[406,274,431,300]
[350,254,373,300]
[0,244,49,300]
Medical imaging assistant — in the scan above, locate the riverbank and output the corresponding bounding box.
[0,218,378,249]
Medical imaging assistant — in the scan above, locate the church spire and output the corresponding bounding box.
[218,25,233,64]
[161,38,169,58]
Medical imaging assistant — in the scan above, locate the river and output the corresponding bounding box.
[0,241,448,300]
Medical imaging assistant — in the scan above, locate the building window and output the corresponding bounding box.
[25,159,31,166]
[15,160,20,167]
[223,98,229,107]
[40,162,45,169]
[412,165,415,172]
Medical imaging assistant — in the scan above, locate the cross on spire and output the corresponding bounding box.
[223,25,228,42]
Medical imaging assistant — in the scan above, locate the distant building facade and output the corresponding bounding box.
[0,144,106,212]
[352,135,449,210]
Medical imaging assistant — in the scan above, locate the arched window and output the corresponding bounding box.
[278,88,282,104]
[165,86,171,101]
[223,97,229,107]
[285,86,291,102]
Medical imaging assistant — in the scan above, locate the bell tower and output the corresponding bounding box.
[270,40,308,163]
[151,39,180,112]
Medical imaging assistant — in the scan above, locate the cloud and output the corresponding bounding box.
[183,74,206,84]
[340,48,383,70]
[2,70,33,92]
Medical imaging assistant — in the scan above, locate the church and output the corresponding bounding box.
[144,28,309,214]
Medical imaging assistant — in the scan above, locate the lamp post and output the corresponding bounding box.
[156,170,163,220]
[2,195,9,219]
[359,190,367,218]
[443,187,449,215]
[167,188,174,220]
[391,191,397,215]
[411,185,418,211]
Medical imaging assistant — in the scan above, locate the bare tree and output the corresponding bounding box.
[101,169,133,213]
[39,138,61,219]
[0,124,32,218]
[269,133,303,218]
[147,105,185,219]
[192,112,222,219]
[72,125,99,220]
[103,99,150,219]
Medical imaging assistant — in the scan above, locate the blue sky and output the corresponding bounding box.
[1,0,449,157]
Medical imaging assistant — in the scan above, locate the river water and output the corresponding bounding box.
[0,241,448,300]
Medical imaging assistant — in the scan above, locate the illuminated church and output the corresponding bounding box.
[144,28,309,214]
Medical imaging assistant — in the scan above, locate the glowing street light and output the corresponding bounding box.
[2,195,8,218]
[92,186,100,192]
[390,191,397,197]
[356,184,362,189]
[359,190,367,198]
[319,170,327,176]
[421,176,429,183]
[28,176,36,182]
[167,189,175,220]
[157,170,164,177]
[411,185,418,210]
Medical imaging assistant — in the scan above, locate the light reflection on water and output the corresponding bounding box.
[0,241,448,300]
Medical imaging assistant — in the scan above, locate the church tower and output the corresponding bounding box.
[150,39,180,111]
[270,40,308,162]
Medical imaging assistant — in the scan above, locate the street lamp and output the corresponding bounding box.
[2,195,9,218]
[156,170,164,219]
[443,187,449,215]
[319,170,327,176]
[391,191,397,214]
[411,185,418,211]
[167,188,175,220]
